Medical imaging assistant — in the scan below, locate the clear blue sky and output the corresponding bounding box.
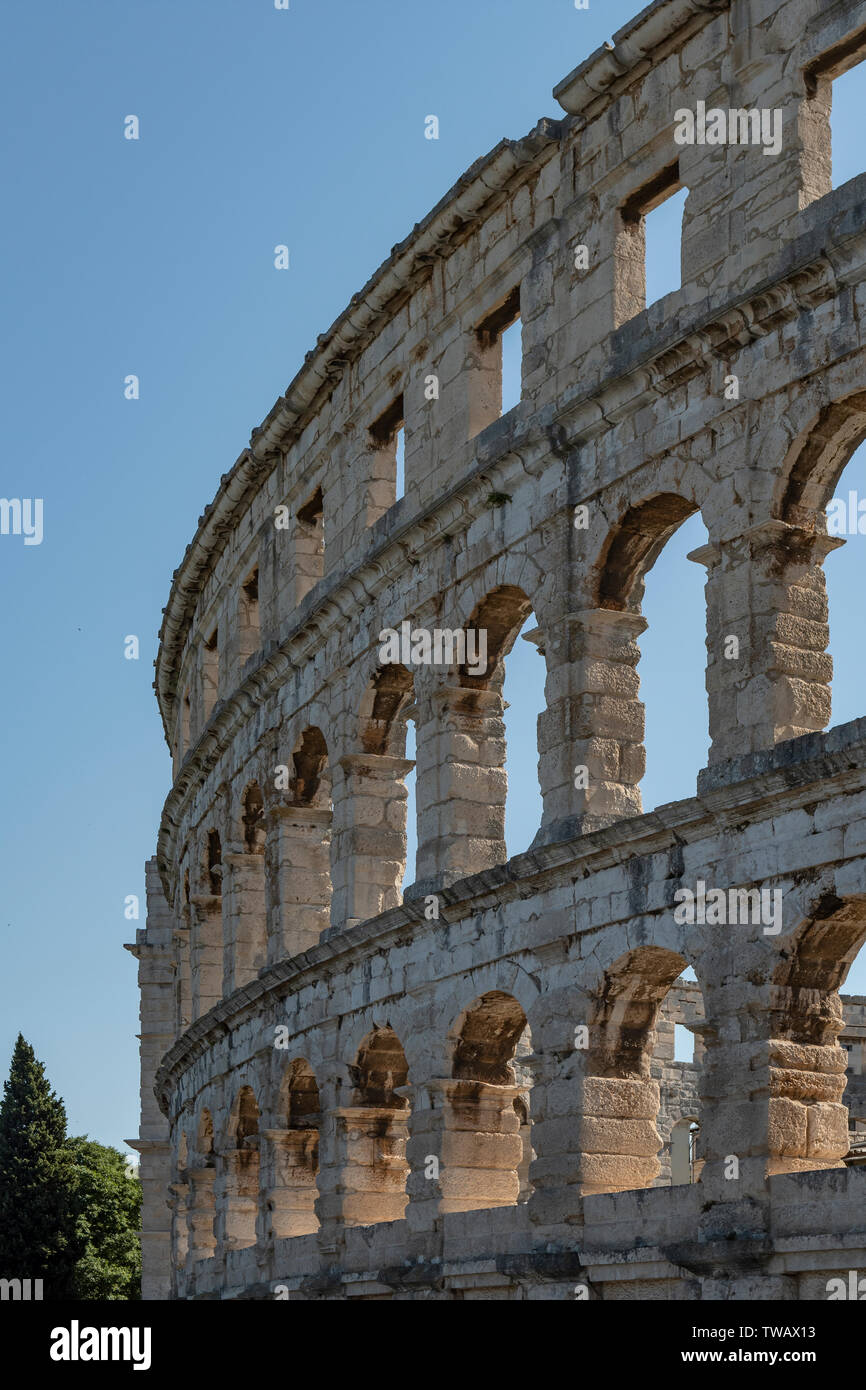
[0,2,863,1152]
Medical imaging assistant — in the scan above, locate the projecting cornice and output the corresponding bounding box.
[553,0,730,116]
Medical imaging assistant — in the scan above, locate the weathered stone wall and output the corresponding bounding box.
[130,0,866,1299]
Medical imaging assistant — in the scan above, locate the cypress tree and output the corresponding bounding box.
[0,1034,82,1296]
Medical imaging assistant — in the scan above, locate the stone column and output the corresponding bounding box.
[695,521,841,769]
[185,1166,217,1268]
[766,1039,850,1175]
[413,685,507,891]
[329,753,414,929]
[214,1144,260,1253]
[316,1104,409,1239]
[260,1128,319,1240]
[188,895,223,1020]
[172,912,191,1035]
[167,1180,189,1298]
[264,805,331,964]
[402,1078,451,1236]
[574,1076,661,1194]
[534,610,647,843]
[221,851,266,995]
[439,1080,523,1212]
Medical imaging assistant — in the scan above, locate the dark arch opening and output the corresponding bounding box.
[290,726,329,806]
[597,493,697,612]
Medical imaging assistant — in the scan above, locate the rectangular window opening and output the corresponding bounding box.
[202,629,218,722]
[239,566,260,666]
[181,690,191,752]
[370,395,405,509]
[295,486,324,601]
[617,161,684,323]
[830,59,866,190]
[475,286,522,423]
[805,30,866,195]
[674,1023,695,1065]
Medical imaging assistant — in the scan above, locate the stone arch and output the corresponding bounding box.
[265,723,333,959]
[413,583,543,884]
[289,726,330,807]
[777,391,866,525]
[196,1106,214,1161]
[440,991,531,1212]
[336,1025,411,1227]
[595,493,698,613]
[265,1059,321,1239]
[570,490,711,819]
[459,584,535,691]
[352,1024,410,1107]
[219,1086,261,1251]
[241,781,265,854]
[580,946,690,1194]
[767,894,866,1176]
[358,663,415,756]
[184,1107,216,1269]
[332,661,417,913]
[205,829,222,895]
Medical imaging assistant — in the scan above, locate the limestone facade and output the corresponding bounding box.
[128,0,866,1299]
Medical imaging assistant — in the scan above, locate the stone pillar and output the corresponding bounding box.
[329,753,414,929]
[575,1076,661,1194]
[535,610,646,842]
[439,1080,523,1212]
[167,1180,189,1297]
[695,521,841,769]
[264,805,331,964]
[185,1167,217,1268]
[188,895,223,1020]
[316,1104,409,1239]
[766,1038,850,1176]
[413,685,507,891]
[221,851,266,995]
[402,1079,449,1235]
[172,912,191,1035]
[260,1128,319,1240]
[214,1145,260,1253]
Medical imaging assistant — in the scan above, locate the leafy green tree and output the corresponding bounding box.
[68,1138,141,1300]
[0,1033,82,1296]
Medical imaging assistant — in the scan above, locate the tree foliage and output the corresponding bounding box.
[0,1036,142,1299]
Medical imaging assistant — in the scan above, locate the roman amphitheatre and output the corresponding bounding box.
[128,0,866,1299]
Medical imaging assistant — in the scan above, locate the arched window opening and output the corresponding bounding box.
[656,975,705,1185]
[820,436,866,730]
[442,992,531,1213]
[502,614,546,858]
[599,496,709,811]
[338,1027,410,1227]
[269,727,332,960]
[206,830,222,896]
[242,783,265,855]
[359,664,416,898]
[238,567,260,669]
[669,1118,701,1186]
[290,726,330,807]
[769,899,866,1177]
[267,1059,321,1239]
[186,1109,216,1268]
[584,948,706,1195]
[462,586,541,860]
[338,665,417,919]
[220,1087,260,1251]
